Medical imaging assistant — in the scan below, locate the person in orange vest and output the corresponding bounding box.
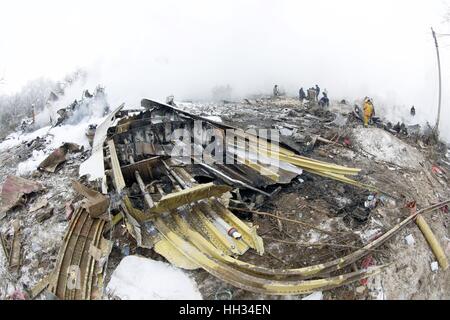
[363,97,375,127]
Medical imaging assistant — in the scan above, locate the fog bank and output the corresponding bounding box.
[1,0,450,139]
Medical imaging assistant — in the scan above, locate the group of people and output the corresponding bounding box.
[360,99,417,128]
[271,84,410,130]
[298,85,329,107]
[273,84,328,107]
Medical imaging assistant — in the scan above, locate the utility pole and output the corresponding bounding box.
[431,27,442,137]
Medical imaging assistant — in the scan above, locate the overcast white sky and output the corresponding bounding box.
[1,0,450,138]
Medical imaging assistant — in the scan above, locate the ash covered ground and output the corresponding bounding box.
[0,94,449,300]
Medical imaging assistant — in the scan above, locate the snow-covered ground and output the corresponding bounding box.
[0,126,51,152]
[106,255,202,300]
[0,84,114,177]
[0,115,107,176]
[352,127,424,169]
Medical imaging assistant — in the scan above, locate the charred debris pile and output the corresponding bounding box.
[0,95,449,300]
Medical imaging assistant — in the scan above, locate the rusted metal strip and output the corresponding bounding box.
[49,209,107,300]
[8,220,22,271]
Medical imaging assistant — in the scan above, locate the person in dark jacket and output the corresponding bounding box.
[318,92,329,107]
[299,87,306,105]
[273,85,280,98]
[315,85,320,101]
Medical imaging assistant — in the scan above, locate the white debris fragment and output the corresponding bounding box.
[80,104,124,186]
[335,196,352,207]
[302,291,323,300]
[307,230,321,244]
[430,261,439,272]
[355,286,366,294]
[279,127,294,136]
[204,115,222,123]
[375,288,385,300]
[368,276,385,300]
[106,255,202,300]
[357,228,381,243]
[405,234,415,246]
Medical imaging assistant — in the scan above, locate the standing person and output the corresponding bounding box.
[315,85,320,101]
[363,98,375,127]
[299,87,306,105]
[410,106,416,116]
[273,85,280,98]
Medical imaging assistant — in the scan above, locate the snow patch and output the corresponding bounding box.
[204,115,222,123]
[106,255,202,300]
[12,112,107,176]
[16,149,48,175]
[302,291,323,300]
[0,126,51,152]
[352,128,424,169]
[307,230,321,244]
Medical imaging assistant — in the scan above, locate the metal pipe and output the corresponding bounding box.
[161,160,189,189]
[415,214,448,270]
[130,155,155,209]
[198,162,272,197]
[201,201,242,240]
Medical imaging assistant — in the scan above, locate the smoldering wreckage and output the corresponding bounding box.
[0,89,449,300]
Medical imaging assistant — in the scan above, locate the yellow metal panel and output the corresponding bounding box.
[149,183,232,214]
[107,139,126,193]
[154,238,200,270]
[153,216,387,295]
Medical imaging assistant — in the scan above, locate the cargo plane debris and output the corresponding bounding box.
[0,175,44,219]
[4,93,449,301]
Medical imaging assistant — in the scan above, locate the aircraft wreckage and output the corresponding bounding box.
[35,99,449,299]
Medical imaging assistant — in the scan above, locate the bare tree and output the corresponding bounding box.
[0,77,55,137]
[0,69,87,138]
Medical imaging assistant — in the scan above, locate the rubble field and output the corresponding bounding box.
[0,94,449,300]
